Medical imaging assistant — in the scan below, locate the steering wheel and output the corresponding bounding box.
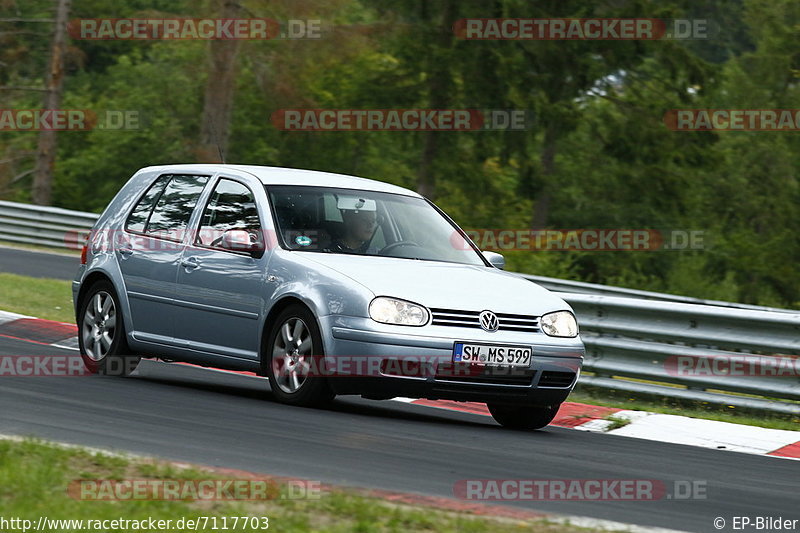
[379,241,421,255]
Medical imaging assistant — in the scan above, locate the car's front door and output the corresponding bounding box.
[174,176,273,361]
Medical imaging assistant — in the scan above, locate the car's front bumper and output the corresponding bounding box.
[319,315,584,405]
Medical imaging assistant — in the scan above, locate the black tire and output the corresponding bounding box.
[263,304,334,407]
[77,280,140,376]
[487,402,560,430]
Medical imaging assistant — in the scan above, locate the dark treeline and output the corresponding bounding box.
[1,0,798,308]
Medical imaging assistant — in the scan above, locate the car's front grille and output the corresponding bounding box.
[435,362,534,386]
[429,308,540,333]
[538,371,576,388]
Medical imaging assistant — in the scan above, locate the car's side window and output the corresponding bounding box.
[125,175,171,233]
[196,178,262,249]
[145,175,209,240]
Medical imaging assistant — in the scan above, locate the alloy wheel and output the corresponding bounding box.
[271,317,313,393]
[81,291,117,361]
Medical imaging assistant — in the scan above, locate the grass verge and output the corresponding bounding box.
[0,241,81,256]
[0,273,74,323]
[0,438,619,533]
[601,415,632,431]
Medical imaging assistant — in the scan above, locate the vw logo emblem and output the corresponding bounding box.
[479,310,499,332]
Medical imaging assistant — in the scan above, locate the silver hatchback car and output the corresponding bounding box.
[73,164,584,429]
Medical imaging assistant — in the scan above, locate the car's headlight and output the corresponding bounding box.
[540,311,579,337]
[369,297,429,326]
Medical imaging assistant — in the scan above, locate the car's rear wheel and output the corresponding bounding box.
[487,402,560,430]
[263,304,334,407]
[78,280,140,376]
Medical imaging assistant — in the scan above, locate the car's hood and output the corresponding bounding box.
[299,253,570,315]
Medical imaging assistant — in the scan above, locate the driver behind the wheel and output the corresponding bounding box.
[330,197,378,254]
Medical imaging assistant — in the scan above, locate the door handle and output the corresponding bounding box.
[181,257,200,270]
[118,245,133,256]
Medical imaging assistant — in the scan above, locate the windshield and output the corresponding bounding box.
[267,186,485,266]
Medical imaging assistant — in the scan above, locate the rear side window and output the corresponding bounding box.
[145,175,209,238]
[125,175,170,233]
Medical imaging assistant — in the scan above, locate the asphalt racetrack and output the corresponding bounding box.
[0,246,797,532]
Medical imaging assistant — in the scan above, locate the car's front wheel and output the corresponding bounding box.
[78,280,140,376]
[487,402,560,430]
[263,304,334,407]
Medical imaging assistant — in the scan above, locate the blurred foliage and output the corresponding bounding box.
[0,0,798,308]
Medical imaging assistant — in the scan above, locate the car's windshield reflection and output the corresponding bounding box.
[267,185,485,266]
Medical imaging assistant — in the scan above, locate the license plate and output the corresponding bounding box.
[453,343,532,367]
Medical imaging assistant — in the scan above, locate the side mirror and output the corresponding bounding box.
[221,229,264,257]
[482,251,505,269]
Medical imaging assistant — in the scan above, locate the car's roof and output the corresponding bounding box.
[138,164,422,198]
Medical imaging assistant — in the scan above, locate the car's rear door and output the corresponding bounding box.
[173,175,274,361]
[118,173,210,345]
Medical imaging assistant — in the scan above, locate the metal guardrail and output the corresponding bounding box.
[0,200,96,249]
[561,294,800,415]
[523,273,797,314]
[1,200,798,414]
